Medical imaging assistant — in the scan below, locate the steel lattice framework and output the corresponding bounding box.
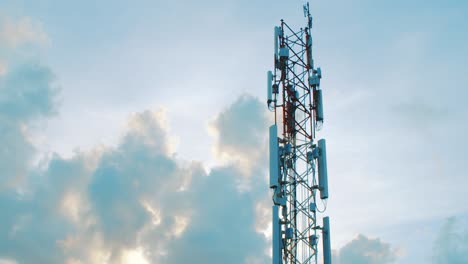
[268,4,331,264]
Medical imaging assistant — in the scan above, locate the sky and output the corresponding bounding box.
[0,0,468,263]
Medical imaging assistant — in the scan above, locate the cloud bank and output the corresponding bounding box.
[0,56,270,263]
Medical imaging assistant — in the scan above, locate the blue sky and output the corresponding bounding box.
[1,0,468,263]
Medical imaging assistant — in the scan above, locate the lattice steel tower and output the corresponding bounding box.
[267,3,331,264]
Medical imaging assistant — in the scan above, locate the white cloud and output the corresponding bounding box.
[0,259,17,264]
[121,248,149,264]
[210,94,269,177]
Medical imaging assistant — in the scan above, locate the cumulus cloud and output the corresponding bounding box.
[333,234,397,264]
[0,153,95,263]
[211,94,269,176]
[432,217,468,264]
[0,12,273,262]
[0,18,70,262]
[160,165,268,264]
[212,94,268,154]
[0,65,270,264]
[0,62,58,121]
[0,62,59,190]
[84,98,270,263]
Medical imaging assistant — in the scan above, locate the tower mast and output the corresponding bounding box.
[267,3,331,264]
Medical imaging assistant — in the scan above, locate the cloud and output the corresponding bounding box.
[212,94,268,155]
[211,94,269,176]
[86,110,185,261]
[0,62,59,121]
[333,234,397,264]
[0,61,6,76]
[0,153,95,263]
[432,217,468,264]
[156,95,270,263]
[0,14,269,263]
[0,69,270,263]
[0,62,59,190]
[0,16,48,48]
[160,165,268,264]
[0,19,68,261]
[0,259,16,264]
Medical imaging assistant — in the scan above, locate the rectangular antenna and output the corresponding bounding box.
[267,71,273,104]
[318,139,328,199]
[269,125,279,188]
[316,89,324,122]
[274,27,280,60]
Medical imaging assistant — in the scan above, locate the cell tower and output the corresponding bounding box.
[267,3,331,264]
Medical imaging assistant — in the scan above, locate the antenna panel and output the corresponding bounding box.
[318,139,328,199]
[316,89,324,122]
[267,71,273,104]
[269,125,279,188]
